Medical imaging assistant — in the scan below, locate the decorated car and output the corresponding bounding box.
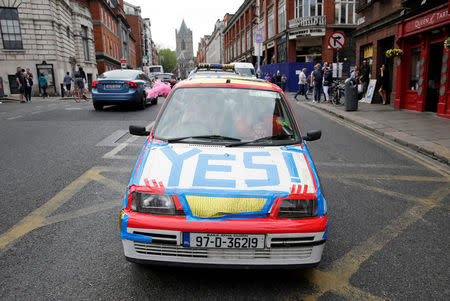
[120,70,327,268]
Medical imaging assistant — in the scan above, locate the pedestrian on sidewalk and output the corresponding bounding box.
[63,72,73,97]
[23,72,33,102]
[276,70,281,87]
[359,60,370,100]
[73,66,88,102]
[311,64,323,103]
[281,74,287,92]
[15,67,25,103]
[378,64,388,105]
[39,73,48,98]
[294,68,309,101]
[322,67,332,103]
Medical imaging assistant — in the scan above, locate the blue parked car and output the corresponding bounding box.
[91,69,153,111]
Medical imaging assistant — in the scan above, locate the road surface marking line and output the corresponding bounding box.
[297,102,449,177]
[293,184,448,301]
[0,166,126,252]
[7,115,23,120]
[96,130,128,147]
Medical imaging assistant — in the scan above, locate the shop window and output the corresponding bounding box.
[408,47,421,91]
[0,8,23,49]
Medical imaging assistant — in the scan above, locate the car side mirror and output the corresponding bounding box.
[129,125,149,136]
[302,130,321,141]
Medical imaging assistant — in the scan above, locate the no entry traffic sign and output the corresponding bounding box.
[328,31,346,50]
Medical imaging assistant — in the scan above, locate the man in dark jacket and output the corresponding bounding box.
[310,64,323,103]
[359,60,370,97]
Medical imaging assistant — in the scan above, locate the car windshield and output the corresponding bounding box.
[235,68,255,77]
[153,87,299,145]
[98,70,138,80]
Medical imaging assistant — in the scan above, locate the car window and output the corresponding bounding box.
[154,87,299,144]
[99,70,138,80]
[235,68,255,77]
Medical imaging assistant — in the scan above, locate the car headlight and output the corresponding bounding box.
[130,192,184,216]
[277,199,318,219]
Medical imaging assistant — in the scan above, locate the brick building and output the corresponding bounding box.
[196,35,210,64]
[0,0,97,96]
[124,1,143,68]
[355,0,449,118]
[223,0,357,66]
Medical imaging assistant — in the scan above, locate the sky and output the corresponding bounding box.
[127,0,244,54]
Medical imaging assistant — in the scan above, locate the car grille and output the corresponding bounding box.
[134,242,313,259]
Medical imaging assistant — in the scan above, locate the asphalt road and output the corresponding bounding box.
[0,96,449,301]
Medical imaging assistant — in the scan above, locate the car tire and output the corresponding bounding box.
[151,97,158,105]
[138,93,146,110]
[93,103,103,111]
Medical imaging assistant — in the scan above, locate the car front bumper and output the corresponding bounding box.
[122,227,326,268]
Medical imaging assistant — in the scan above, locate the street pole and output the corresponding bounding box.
[256,0,261,78]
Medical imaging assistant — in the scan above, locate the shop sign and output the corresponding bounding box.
[267,41,275,49]
[289,28,325,39]
[404,8,449,34]
[363,45,373,59]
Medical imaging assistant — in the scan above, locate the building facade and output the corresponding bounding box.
[124,1,143,68]
[0,0,97,96]
[223,0,357,66]
[175,20,194,79]
[142,18,153,66]
[206,19,225,64]
[196,35,210,64]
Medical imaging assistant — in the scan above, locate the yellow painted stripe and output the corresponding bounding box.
[185,196,267,218]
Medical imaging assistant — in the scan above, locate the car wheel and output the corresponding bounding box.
[151,97,158,105]
[93,103,103,111]
[138,93,146,110]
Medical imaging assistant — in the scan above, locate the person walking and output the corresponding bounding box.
[15,67,25,103]
[73,67,88,102]
[322,67,332,103]
[39,73,48,98]
[359,60,370,100]
[310,64,323,103]
[63,72,73,97]
[281,74,287,92]
[294,68,309,101]
[378,64,389,105]
[23,72,33,102]
[276,70,281,87]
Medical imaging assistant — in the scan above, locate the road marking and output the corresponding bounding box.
[31,111,42,115]
[96,130,128,147]
[65,107,82,110]
[7,115,23,120]
[102,121,154,159]
[0,166,128,254]
[297,102,449,177]
[316,162,424,170]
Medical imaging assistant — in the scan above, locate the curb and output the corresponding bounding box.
[300,101,449,166]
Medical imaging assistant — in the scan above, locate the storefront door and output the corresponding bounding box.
[425,42,443,112]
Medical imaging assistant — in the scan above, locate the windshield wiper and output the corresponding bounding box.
[166,135,242,143]
[226,134,295,147]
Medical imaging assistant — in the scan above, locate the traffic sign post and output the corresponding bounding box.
[121,59,127,69]
[328,31,346,79]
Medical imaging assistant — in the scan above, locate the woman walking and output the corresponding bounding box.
[39,73,48,98]
[23,72,33,102]
[322,67,332,103]
[378,64,388,105]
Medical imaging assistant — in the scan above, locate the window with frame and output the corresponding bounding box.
[82,25,89,61]
[278,0,286,32]
[335,0,356,24]
[0,8,23,49]
[294,0,323,18]
[246,28,250,51]
[409,47,421,91]
[268,7,274,38]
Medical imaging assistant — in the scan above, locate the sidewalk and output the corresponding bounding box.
[286,92,450,165]
[0,94,80,103]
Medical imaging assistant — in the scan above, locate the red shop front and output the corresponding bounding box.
[395,4,450,119]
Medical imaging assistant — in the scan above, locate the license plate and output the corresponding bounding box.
[106,84,121,89]
[184,233,265,249]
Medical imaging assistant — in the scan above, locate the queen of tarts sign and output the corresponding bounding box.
[404,7,449,34]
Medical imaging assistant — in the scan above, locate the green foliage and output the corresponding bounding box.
[158,49,177,73]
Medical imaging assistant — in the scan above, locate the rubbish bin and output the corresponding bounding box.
[345,79,358,111]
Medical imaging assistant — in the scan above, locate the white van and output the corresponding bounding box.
[231,62,256,78]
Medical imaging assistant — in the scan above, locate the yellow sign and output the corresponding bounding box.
[363,45,373,59]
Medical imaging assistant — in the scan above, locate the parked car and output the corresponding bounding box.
[120,71,327,268]
[91,69,152,111]
[231,62,257,78]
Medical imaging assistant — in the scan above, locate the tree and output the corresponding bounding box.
[158,49,177,73]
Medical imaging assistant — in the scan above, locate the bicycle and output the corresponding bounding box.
[330,79,345,106]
